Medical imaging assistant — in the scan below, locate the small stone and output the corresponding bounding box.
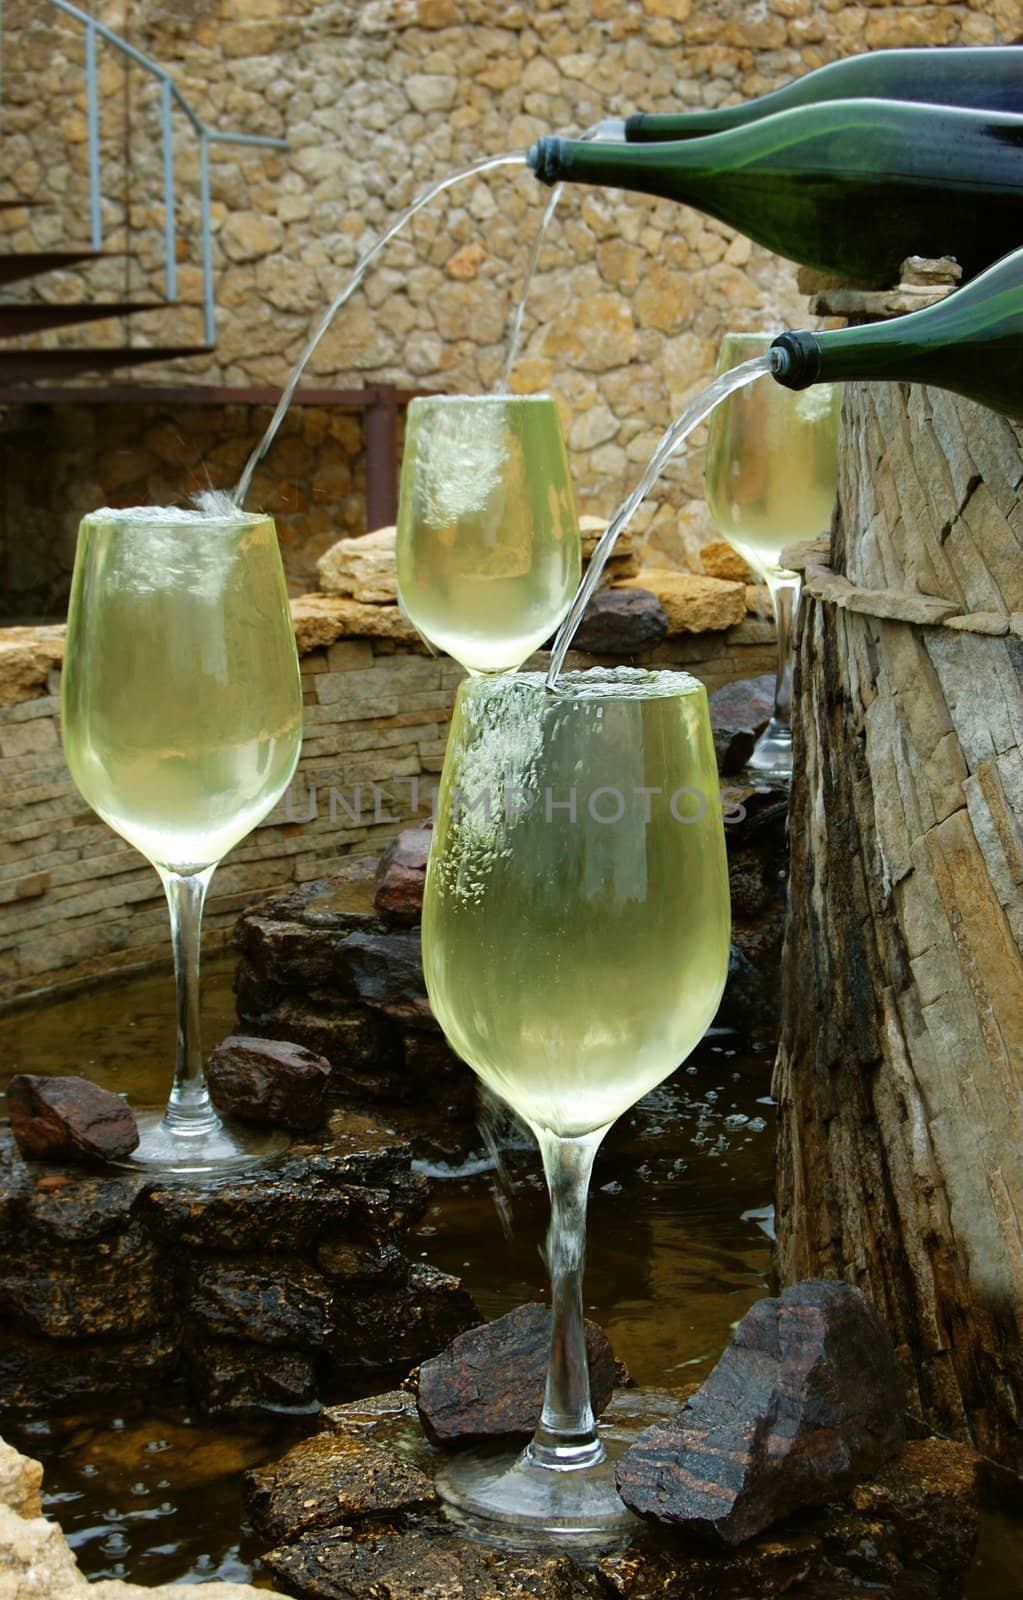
[374,827,432,923]
[316,525,398,604]
[570,587,668,656]
[616,1279,907,1545]
[578,514,636,562]
[708,675,775,774]
[6,1074,139,1165]
[416,1301,616,1445]
[701,539,753,583]
[631,569,747,633]
[445,242,486,281]
[207,1036,332,1131]
[246,1429,438,1542]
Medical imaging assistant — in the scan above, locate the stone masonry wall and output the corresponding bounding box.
[0,612,775,1001]
[3,0,1014,614]
[1,399,366,617]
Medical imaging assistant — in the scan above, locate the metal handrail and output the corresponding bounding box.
[45,0,289,344]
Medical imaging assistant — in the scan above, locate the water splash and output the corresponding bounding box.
[545,352,783,688]
[232,151,527,510]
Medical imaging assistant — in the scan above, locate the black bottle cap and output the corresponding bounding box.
[624,113,648,141]
[770,330,823,390]
[527,137,562,185]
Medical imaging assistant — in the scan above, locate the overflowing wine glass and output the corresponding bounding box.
[61,506,303,1175]
[705,330,841,782]
[422,666,731,1535]
[395,394,581,674]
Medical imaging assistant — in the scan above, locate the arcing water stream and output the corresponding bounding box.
[545,352,782,686]
[231,151,527,509]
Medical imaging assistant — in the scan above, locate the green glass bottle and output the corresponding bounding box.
[770,245,1023,420]
[527,100,1023,286]
[626,46,1023,142]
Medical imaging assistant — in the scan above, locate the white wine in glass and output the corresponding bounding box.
[61,506,304,1175]
[705,330,840,782]
[422,667,731,1535]
[396,395,581,675]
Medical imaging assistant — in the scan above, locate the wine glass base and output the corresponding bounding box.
[743,715,793,786]
[437,1445,638,1547]
[116,1107,290,1178]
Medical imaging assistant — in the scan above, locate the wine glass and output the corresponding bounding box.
[395,395,581,674]
[421,666,731,1535]
[61,506,304,1175]
[705,330,841,782]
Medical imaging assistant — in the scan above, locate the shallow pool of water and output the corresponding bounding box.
[1,961,1021,1594]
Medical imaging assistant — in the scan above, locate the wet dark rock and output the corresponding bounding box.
[188,1259,334,1348]
[7,1073,139,1164]
[571,587,669,656]
[319,1387,421,1437]
[139,1166,354,1253]
[0,1222,166,1338]
[709,674,775,774]
[15,1169,144,1244]
[0,1327,180,1414]
[188,1339,318,1414]
[261,1524,603,1600]
[316,1241,406,1284]
[0,1109,479,1419]
[344,930,434,1028]
[616,1279,907,1544]
[247,1429,438,1543]
[207,1035,332,1130]
[374,828,432,922]
[331,1262,480,1370]
[416,1301,614,1445]
[250,1385,978,1600]
[604,1436,979,1599]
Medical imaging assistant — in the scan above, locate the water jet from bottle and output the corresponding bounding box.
[545,351,786,689]
[231,151,527,510]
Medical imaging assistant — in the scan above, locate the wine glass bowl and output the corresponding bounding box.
[422,666,731,1535]
[395,395,581,675]
[61,505,304,1175]
[705,330,840,782]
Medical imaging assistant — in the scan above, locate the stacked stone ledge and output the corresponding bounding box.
[0,1106,479,1417]
[0,525,776,1002]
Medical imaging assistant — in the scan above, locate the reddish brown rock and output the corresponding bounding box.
[246,1428,438,1543]
[6,1074,139,1165]
[416,1301,615,1446]
[206,1035,332,1130]
[570,587,668,656]
[344,931,434,1028]
[616,1279,907,1545]
[709,674,775,774]
[374,828,432,923]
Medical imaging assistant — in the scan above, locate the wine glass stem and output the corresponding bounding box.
[158,865,221,1138]
[765,568,801,730]
[529,1127,605,1471]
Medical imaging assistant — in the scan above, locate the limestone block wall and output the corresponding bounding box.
[0,608,775,1002]
[3,0,1010,615]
